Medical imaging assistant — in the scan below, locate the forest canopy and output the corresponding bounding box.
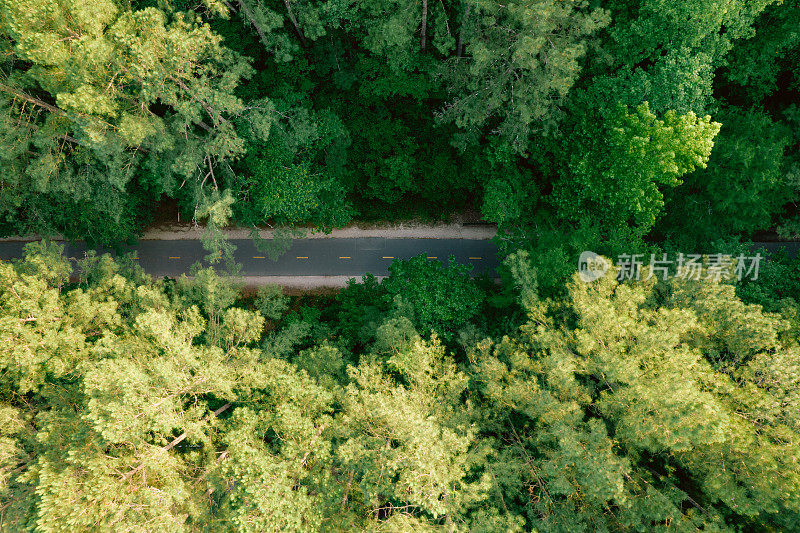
[0,244,798,530]
[2,0,800,530]
[0,0,797,257]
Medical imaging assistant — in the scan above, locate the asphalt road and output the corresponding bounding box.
[2,239,796,280]
[749,241,800,258]
[0,238,501,278]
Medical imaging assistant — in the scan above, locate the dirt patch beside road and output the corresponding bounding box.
[1,223,497,242]
[140,223,497,241]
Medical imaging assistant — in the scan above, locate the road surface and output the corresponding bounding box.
[2,239,795,282]
[747,241,800,258]
[0,238,501,278]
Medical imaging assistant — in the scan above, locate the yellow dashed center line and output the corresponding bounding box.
[339,256,351,260]
[296,256,309,259]
[253,256,265,259]
[427,256,438,259]
[469,257,482,260]
[168,256,181,259]
[382,256,394,259]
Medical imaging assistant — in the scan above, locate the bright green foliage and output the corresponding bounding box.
[553,102,720,237]
[372,315,421,357]
[336,337,487,522]
[0,0,263,243]
[207,357,335,532]
[4,0,800,528]
[0,245,333,531]
[3,0,800,527]
[197,188,238,268]
[171,264,239,345]
[464,252,800,529]
[2,245,800,530]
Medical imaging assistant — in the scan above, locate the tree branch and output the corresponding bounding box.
[0,83,66,116]
[283,0,307,46]
[122,402,232,480]
[237,0,272,47]
[168,75,228,126]
[421,0,428,51]
[456,3,471,58]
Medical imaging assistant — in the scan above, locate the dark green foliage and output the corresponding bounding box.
[722,0,800,103]
[382,254,484,341]
[335,273,389,351]
[255,284,290,321]
[334,255,484,346]
[436,0,609,151]
[2,0,796,256]
[660,108,792,247]
[578,0,777,116]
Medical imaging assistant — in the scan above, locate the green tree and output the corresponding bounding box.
[579,0,777,116]
[336,337,487,523]
[383,254,484,341]
[256,284,290,321]
[553,102,720,238]
[659,108,792,247]
[0,0,266,243]
[466,252,800,529]
[721,0,800,103]
[0,244,336,530]
[437,0,609,151]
